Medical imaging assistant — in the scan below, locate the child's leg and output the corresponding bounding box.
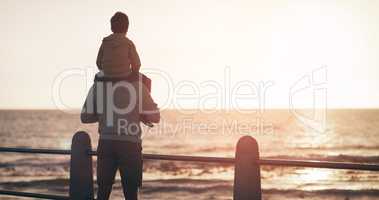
[140,73,151,93]
[138,73,153,127]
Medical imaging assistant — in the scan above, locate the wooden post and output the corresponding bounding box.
[233,136,262,200]
[70,131,94,200]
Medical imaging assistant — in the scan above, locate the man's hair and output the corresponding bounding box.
[111,12,129,33]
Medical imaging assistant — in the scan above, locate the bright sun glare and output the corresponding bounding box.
[298,168,333,182]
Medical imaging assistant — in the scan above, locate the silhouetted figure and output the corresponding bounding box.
[81,11,160,200]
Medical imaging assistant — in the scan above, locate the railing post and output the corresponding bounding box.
[233,136,262,200]
[70,131,94,200]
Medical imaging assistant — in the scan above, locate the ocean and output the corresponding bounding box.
[0,109,378,199]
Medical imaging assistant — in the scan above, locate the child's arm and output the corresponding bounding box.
[96,43,104,70]
[129,40,141,72]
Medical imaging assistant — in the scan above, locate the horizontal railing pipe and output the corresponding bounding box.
[259,159,379,171]
[142,153,235,163]
[1,147,379,171]
[0,147,71,155]
[0,190,69,200]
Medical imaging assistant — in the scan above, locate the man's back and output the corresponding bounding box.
[97,79,159,142]
[81,77,159,139]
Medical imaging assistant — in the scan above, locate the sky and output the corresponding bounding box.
[0,0,378,109]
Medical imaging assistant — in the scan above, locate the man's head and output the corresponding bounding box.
[111,12,129,34]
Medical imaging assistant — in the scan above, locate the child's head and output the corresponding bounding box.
[111,12,129,34]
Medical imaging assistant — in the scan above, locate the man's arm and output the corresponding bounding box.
[96,43,104,70]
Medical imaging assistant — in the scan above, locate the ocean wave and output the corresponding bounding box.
[1,178,379,196]
[158,145,235,154]
[0,157,70,177]
[265,154,379,163]
[264,188,379,196]
[296,145,379,151]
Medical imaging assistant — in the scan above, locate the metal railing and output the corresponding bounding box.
[1,147,379,171]
[0,190,69,200]
[0,133,378,200]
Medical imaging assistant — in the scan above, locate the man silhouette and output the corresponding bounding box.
[81,73,160,200]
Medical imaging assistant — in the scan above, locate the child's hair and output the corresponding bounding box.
[111,12,129,33]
